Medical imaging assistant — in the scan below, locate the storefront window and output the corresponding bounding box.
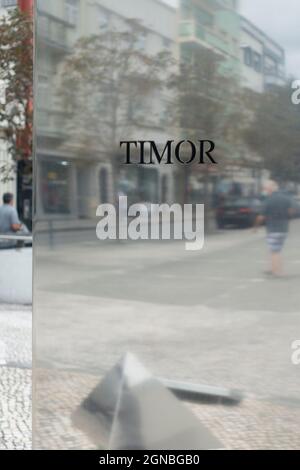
[40,160,71,214]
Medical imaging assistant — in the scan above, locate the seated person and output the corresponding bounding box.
[0,193,29,248]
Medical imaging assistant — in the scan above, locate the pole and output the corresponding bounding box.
[18,0,33,14]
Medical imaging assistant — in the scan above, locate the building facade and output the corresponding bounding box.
[240,16,285,93]
[179,0,241,77]
[36,0,178,220]
[36,0,288,217]
[178,0,287,198]
[239,16,286,193]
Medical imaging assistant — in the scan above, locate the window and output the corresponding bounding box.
[264,56,278,75]
[1,0,17,8]
[194,6,213,27]
[37,76,50,110]
[40,161,71,214]
[39,15,50,37]
[98,8,110,30]
[36,110,49,128]
[162,37,171,49]
[135,31,147,51]
[65,0,79,26]
[181,0,193,20]
[243,47,252,67]
[252,52,262,73]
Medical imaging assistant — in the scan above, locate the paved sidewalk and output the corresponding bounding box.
[0,305,32,450]
[0,248,32,304]
[34,221,300,449]
[35,369,300,450]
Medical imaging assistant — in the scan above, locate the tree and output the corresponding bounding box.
[58,21,173,196]
[0,7,33,182]
[244,82,300,185]
[170,45,246,224]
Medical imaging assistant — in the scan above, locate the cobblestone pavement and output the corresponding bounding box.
[0,305,32,450]
[33,223,300,449]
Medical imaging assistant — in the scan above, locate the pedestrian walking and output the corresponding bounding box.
[255,181,293,277]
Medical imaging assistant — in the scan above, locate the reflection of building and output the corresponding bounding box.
[178,0,243,203]
[37,0,178,219]
[179,0,241,77]
[178,1,287,199]
[36,0,288,215]
[240,16,285,93]
[239,16,286,194]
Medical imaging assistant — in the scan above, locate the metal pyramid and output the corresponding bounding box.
[73,353,222,450]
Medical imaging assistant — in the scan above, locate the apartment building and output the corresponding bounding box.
[177,0,246,201]
[237,16,286,192]
[240,16,285,93]
[36,0,287,213]
[179,0,241,76]
[177,0,287,198]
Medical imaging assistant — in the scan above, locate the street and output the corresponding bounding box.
[33,220,300,449]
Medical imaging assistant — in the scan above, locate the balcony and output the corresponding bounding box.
[179,20,205,42]
[179,20,233,58]
[264,71,286,88]
[37,13,71,54]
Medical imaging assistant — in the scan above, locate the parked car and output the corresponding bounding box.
[216,197,262,229]
[291,196,300,218]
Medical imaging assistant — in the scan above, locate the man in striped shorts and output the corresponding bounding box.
[256,180,293,277]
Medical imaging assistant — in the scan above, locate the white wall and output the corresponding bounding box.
[0,7,17,204]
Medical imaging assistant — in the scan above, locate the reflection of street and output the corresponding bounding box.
[35,222,300,449]
[0,305,31,450]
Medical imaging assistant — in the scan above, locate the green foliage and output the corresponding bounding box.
[0,7,33,177]
[244,83,300,183]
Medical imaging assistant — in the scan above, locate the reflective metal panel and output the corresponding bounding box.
[34,0,300,449]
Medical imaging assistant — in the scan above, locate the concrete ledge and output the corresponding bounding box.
[0,248,32,305]
[162,379,243,406]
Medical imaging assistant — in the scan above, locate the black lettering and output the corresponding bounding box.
[120,141,137,164]
[149,140,174,165]
[199,140,217,164]
[175,140,196,164]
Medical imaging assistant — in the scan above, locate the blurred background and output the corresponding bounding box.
[33,0,300,449]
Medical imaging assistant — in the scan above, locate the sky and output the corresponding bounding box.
[163,0,300,77]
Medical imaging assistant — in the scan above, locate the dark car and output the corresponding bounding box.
[291,197,300,218]
[216,197,262,229]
